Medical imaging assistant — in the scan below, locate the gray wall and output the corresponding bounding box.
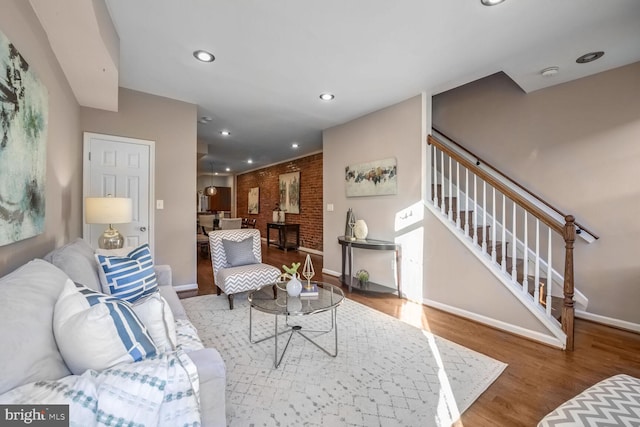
[323,93,554,339]
[81,88,198,286]
[323,95,426,292]
[433,63,640,325]
[0,1,82,275]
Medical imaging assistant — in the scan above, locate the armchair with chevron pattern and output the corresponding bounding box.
[209,228,280,309]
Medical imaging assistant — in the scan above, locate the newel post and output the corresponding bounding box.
[562,215,576,351]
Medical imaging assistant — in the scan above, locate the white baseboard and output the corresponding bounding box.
[173,283,198,292]
[322,268,341,277]
[576,310,640,333]
[423,298,566,349]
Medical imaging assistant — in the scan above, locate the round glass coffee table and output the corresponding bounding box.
[248,281,345,368]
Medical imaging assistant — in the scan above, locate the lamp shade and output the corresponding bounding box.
[85,197,133,224]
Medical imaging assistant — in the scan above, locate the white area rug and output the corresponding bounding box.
[182,294,507,427]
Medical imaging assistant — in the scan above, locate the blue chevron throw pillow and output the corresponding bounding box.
[53,280,157,375]
[95,244,158,303]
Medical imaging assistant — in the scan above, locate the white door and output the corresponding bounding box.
[83,132,155,251]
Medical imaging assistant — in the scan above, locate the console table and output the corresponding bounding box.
[267,223,300,252]
[337,236,401,297]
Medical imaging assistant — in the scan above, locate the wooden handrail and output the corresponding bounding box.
[428,133,576,350]
[428,134,564,235]
[432,129,598,240]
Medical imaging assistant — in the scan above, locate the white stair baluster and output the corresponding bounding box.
[482,181,487,253]
[546,227,553,317]
[448,156,453,220]
[473,175,478,245]
[511,202,517,282]
[534,219,541,306]
[432,145,438,206]
[501,194,506,272]
[523,211,529,293]
[492,187,497,263]
[440,151,445,214]
[456,162,461,229]
[465,169,470,237]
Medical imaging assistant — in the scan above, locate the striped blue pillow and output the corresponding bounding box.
[53,280,157,375]
[95,244,158,303]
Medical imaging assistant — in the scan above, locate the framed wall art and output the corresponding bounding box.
[248,187,259,214]
[279,171,300,214]
[345,157,397,197]
[0,29,48,246]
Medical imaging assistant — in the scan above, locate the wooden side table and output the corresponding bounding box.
[267,223,300,251]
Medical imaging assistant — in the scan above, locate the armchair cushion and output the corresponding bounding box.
[222,237,257,267]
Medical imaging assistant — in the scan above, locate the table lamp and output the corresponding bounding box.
[85,196,133,249]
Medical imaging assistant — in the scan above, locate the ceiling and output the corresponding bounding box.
[36,1,640,174]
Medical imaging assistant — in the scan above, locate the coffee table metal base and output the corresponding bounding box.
[249,306,338,368]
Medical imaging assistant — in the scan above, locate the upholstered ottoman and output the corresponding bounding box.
[538,374,640,426]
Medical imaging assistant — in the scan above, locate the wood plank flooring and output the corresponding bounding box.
[181,244,640,426]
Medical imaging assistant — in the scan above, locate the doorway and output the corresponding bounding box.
[82,132,155,252]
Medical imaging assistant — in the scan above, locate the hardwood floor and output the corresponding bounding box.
[182,244,640,426]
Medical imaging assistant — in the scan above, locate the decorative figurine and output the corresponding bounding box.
[302,254,315,289]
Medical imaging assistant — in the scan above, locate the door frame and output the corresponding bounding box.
[82,132,156,253]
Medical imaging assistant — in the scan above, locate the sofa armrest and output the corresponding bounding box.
[155,265,172,287]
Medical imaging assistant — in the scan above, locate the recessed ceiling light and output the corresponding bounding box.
[247,159,253,164]
[292,143,299,149]
[576,51,604,64]
[319,93,335,101]
[481,0,506,5]
[220,130,231,136]
[541,66,559,77]
[201,116,212,122]
[225,167,230,172]
[198,118,208,124]
[193,50,215,62]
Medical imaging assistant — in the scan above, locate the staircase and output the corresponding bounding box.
[427,131,595,350]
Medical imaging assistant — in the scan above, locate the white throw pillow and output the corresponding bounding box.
[132,293,177,353]
[95,243,158,303]
[53,279,158,375]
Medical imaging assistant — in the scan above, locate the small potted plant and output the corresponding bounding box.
[356,269,369,288]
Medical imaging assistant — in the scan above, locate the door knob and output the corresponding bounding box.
[139,226,147,232]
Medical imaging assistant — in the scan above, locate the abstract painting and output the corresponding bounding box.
[345,157,397,197]
[0,29,48,246]
[279,171,300,214]
[248,187,259,214]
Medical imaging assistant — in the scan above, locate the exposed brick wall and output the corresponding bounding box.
[236,153,323,251]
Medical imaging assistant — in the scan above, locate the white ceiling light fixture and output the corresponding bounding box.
[247,159,253,164]
[220,130,231,136]
[225,167,230,172]
[319,93,335,101]
[193,50,215,62]
[541,66,559,77]
[576,51,604,64]
[481,0,506,5]
[292,143,299,149]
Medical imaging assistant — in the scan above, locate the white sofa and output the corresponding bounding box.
[0,238,226,426]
